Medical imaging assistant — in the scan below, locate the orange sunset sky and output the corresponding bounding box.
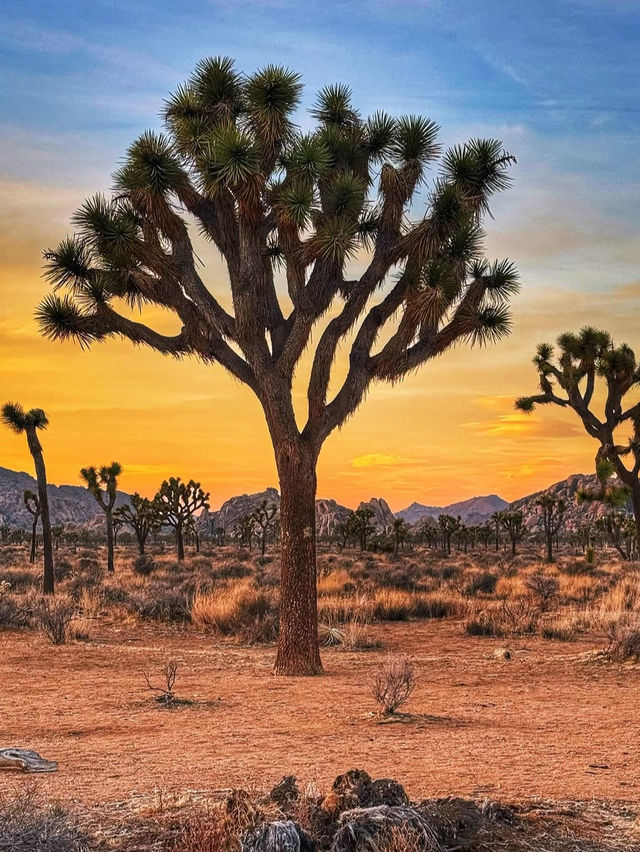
[1,2,639,512]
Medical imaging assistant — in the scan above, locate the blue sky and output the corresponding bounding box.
[2,0,639,286]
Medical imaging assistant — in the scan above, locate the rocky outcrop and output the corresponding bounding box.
[315,499,351,538]
[507,472,629,532]
[0,466,129,530]
[199,487,280,534]
[359,497,395,534]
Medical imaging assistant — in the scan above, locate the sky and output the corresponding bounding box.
[1,0,639,511]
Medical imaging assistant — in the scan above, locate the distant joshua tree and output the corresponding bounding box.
[349,507,376,552]
[517,328,640,547]
[37,58,519,674]
[498,509,525,555]
[438,513,461,555]
[392,518,410,555]
[80,462,122,573]
[115,492,158,555]
[251,500,279,556]
[2,403,54,593]
[51,524,65,551]
[23,489,41,563]
[154,477,209,560]
[535,493,566,563]
[233,513,255,549]
[477,522,493,550]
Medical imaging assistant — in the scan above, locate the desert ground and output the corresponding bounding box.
[2,543,640,850]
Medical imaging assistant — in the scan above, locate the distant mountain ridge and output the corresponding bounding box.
[0,465,624,535]
[396,494,508,526]
[0,466,130,529]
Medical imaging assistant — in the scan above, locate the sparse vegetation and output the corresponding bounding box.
[372,654,416,716]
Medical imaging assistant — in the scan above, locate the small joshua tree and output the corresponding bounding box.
[392,518,410,555]
[154,477,209,560]
[1,403,54,593]
[349,506,375,552]
[233,513,255,549]
[51,524,65,551]
[80,462,122,573]
[438,513,461,555]
[516,328,640,548]
[498,509,526,555]
[23,489,41,564]
[251,500,279,556]
[115,492,159,555]
[372,654,416,717]
[536,492,566,563]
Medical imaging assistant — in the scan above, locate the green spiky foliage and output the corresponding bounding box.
[535,493,566,563]
[23,489,41,563]
[80,462,122,573]
[114,493,159,556]
[251,500,279,556]
[497,510,526,556]
[437,513,461,555]
[517,327,640,552]
[153,477,210,560]
[2,402,55,592]
[37,58,519,676]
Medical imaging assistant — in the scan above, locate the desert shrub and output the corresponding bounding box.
[191,582,277,642]
[412,594,462,619]
[67,616,92,642]
[525,572,559,610]
[78,556,100,572]
[101,584,130,605]
[0,581,30,630]
[54,559,74,581]
[34,596,76,645]
[0,567,38,590]
[558,558,594,576]
[465,571,498,596]
[213,561,253,581]
[541,622,577,642]
[372,654,416,716]
[132,554,156,576]
[0,787,89,852]
[607,622,640,661]
[319,622,344,646]
[341,620,383,651]
[465,613,506,638]
[585,546,596,565]
[128,584,190,623]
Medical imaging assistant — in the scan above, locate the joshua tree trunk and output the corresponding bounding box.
[105,509,115,573]
[630,486,640,559]
[273,443,322,676]
[30,518,38,563]
[176,523,185,561]
[26,426,54,594]
[546,532,553,564]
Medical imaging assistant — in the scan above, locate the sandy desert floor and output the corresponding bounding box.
[2,617,638,807]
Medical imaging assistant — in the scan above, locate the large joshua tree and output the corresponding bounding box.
[516,328,640,547]
[80,462,122,573]
[37,58,519,674]
[1,403,55,593]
